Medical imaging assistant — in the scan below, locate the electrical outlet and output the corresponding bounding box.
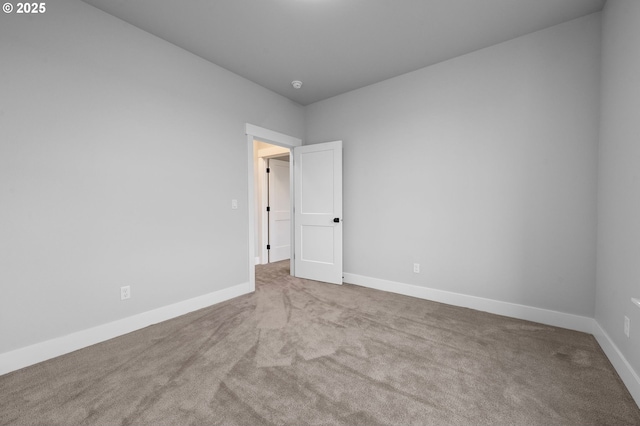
[120,285,131,301]
[413,263,420,273]
[624,316,630,338]
[231,199,238,210]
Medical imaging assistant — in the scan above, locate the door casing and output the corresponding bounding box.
[246,124,343,289]
[246,124,301,291]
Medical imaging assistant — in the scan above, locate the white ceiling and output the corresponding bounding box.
[81,0,605,106]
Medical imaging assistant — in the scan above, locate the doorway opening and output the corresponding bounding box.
[254,141,291,265]
[245,123,302,292]
[245,124,344,289]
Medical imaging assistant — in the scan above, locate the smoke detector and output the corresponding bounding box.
[291,80,303,89]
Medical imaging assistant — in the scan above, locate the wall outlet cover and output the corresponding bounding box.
[121,286,131,300]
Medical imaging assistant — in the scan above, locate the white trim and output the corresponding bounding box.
[592,322,640,407]
[247,133,257,291]
[288,150,294,274]
[343,272,640,407]
[245,124,301,148]
[343,273,594,333]
[259,157,269,264]
[245,124,300,281]
[0,282,251,376]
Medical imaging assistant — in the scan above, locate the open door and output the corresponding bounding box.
[293,141,343,284]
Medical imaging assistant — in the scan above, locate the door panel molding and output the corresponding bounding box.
[294,141,343,285]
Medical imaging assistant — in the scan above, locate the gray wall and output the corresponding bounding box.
[0,2,619,366]
[0,0,303,353]
[305,14,601,317]
[597,0,640,377]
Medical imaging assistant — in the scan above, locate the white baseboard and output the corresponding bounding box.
[343,273,594,333]
[592,322,640,407]
[3,273,639,409]
[344,272,640,408]
[0,282,252,376]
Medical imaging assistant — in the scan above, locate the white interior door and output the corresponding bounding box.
[267,158,290,263]
[294,141,343,284]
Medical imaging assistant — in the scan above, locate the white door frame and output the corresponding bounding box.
[245,124,301,291]
[259,157,269,265]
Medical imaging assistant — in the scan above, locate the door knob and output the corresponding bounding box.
[333,218,340,223]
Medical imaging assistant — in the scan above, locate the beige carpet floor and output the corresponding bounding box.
[1,260,639,425]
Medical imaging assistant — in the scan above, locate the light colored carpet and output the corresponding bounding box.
[1,260,639,425]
